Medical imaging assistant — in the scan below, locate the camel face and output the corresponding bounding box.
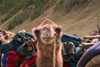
[33,19,62,45]
[40,25,55,45]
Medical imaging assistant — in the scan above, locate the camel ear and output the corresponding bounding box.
[55,26,62,35]
[32,28,40,38]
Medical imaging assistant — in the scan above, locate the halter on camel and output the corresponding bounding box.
[53,32,57,67]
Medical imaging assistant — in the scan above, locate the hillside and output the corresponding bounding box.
[0,0,100,38]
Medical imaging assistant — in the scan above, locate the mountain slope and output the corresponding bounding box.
[1,0,100,38]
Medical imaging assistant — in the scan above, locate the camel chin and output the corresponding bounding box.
[41,37,54,45]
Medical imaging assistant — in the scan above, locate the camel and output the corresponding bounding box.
[33,19,63,67]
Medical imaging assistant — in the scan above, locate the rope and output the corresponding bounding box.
[53,32,57,67]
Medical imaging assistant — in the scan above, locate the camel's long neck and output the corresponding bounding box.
[39,44,54,58]
[37,38,62,58]
[37,39,63,67]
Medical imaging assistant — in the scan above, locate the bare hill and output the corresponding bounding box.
[1,0,100,38]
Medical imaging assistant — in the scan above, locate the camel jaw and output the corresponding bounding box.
[40,37,54,45]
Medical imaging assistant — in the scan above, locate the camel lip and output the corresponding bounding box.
[41,39,54,45]
[41,36,54,38]
[45,39,49,42]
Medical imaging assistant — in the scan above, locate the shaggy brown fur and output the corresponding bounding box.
[33,19,63,67]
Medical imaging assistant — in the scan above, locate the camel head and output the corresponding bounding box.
[33,19,62,45]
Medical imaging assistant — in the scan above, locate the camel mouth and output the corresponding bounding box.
[41,37,54,44]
